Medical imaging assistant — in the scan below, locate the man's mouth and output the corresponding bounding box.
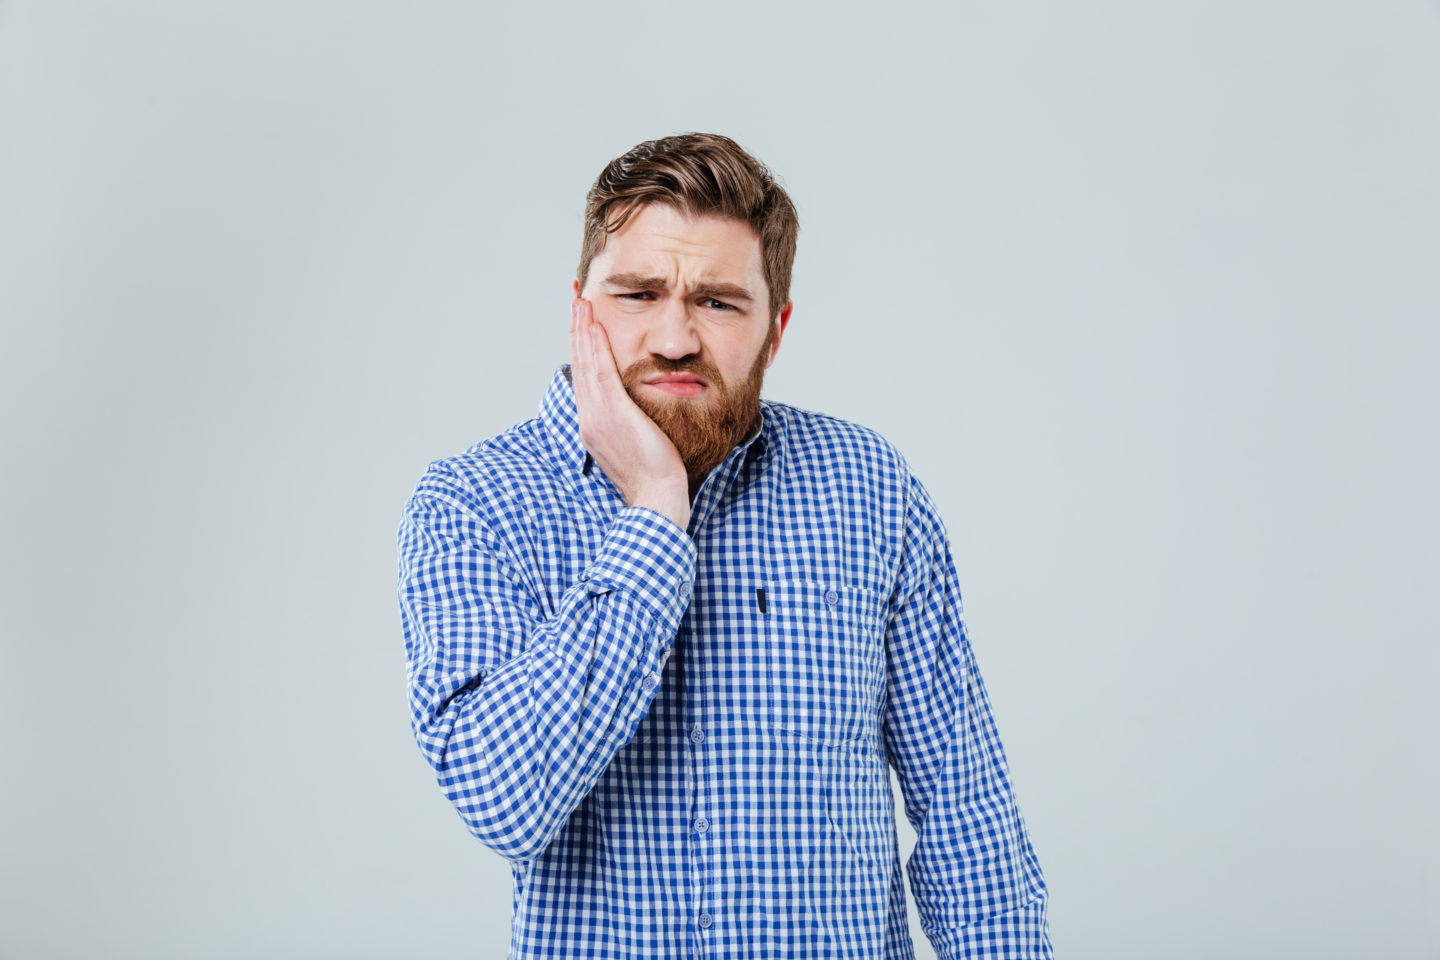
[645,374,707,397]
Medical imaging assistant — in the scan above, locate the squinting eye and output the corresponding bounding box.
[703,299,736,311]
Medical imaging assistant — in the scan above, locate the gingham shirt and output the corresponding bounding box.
[397,363,1052,959]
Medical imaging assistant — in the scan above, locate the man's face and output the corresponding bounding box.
[574,203,793,481]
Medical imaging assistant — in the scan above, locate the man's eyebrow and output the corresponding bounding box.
[602,272,755,304]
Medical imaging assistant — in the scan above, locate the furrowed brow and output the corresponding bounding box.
[602,272,755,305]
[693,282,754,304]
[602,272,668,291]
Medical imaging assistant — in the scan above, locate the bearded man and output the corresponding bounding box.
[397,132,1053,959]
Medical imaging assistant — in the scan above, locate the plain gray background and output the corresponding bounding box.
[2,2,1437,958]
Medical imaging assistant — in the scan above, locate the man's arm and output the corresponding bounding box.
[882,464,1053,959]
[397,461,695,864]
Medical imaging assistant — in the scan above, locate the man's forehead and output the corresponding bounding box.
[603,206,762,270]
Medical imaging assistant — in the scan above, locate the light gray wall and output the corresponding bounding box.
[2,3,1436,958]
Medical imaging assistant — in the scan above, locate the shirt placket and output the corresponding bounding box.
[679,446,753,960]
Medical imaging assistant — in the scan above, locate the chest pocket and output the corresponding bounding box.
[764,580,888,747]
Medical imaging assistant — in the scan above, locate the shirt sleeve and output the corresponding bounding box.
[396,461,696,864]
[881,464,1054,959]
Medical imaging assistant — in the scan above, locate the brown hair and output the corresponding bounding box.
[576,133,798,323]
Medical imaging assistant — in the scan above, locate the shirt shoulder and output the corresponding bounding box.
[766,399,915,489]
[404,416,562,522]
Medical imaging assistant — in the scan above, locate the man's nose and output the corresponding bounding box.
[645,297,702,360]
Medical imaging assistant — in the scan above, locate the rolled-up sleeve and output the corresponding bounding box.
[881,464,1053,959]
[397,462,695,864]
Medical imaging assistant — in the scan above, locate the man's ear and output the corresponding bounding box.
[572,278,581,298]
[766,299,794,367]
[777,299,794,336]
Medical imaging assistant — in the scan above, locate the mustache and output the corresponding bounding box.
[631,359,715,378]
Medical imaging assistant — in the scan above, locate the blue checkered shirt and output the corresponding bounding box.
[397,363,1052,959]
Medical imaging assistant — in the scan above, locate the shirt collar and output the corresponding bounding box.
[539,363,772,477]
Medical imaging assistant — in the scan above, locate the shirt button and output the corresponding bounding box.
[824,589,839,606]
[698,913,713,928]
[641,674,658,690]
[690,726,705,743]
[678,581,692,599]
[695,817,709,833]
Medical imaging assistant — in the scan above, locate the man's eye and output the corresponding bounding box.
[618,292,653,301]
[703,298,736,311]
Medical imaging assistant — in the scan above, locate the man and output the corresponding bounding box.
[397,132,1053,959]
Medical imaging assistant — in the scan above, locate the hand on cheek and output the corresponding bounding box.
[568,298,691,529]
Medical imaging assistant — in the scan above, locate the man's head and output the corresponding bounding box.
[573,133,798,481]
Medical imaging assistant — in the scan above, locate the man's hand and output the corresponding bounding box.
[570,298,692,531]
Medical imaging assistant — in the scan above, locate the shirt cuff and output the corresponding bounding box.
[579,505,697,614]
